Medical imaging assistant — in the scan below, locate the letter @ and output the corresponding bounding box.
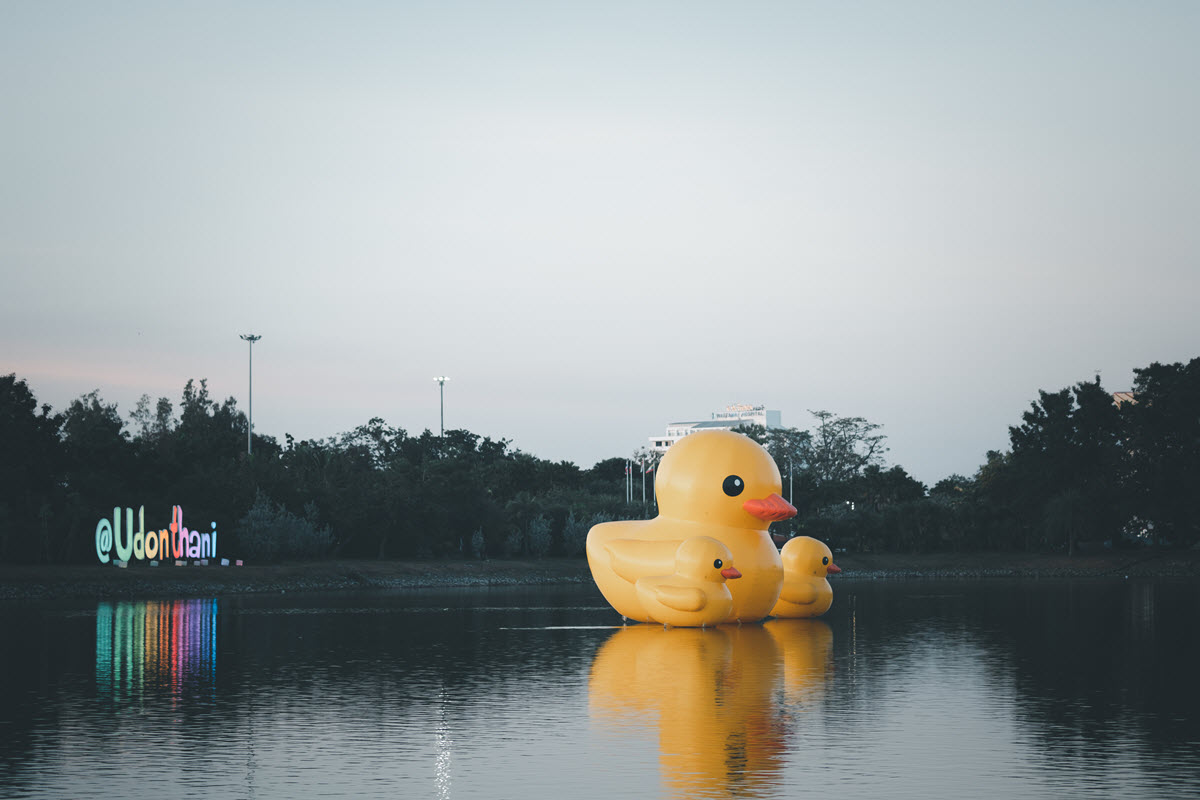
[95,517,113,563]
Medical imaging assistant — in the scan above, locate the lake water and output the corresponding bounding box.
[1,578,1197,799]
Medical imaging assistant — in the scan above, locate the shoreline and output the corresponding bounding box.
[0,550,1196,602]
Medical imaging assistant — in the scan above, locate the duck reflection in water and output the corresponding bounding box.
[589,619,833,797]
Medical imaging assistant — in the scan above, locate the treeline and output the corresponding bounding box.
[2,357,1197,563]
[768,359,1200,554]
[1,376,636,563]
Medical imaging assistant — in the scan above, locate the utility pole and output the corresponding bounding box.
[433,376,449,437]
[239,334,261,455]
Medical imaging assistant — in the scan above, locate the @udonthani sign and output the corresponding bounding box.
[96,506,217,563]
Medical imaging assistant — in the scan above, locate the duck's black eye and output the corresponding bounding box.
[722,475,744,496]
[713,559,723,569]
[822,556,829,565]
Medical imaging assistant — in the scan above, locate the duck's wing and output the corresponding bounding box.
[606,539,683,584]
[652,583,707,612]
[779,580,819,606]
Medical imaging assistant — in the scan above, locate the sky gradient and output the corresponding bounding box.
[4,1,1197,485]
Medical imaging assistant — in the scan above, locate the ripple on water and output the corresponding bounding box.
[1,583,1198,799]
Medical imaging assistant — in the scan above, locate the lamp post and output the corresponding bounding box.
[433,376,449,437]
[240,334,261,455]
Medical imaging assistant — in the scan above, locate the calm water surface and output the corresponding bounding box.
[1,578,1197,799]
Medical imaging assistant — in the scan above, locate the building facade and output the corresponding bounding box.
[649,404,782,453]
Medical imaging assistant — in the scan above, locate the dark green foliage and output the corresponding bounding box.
[3,358,1199,563]
[797,360,1200,553]
[1123,360,1200,546]
[0,375,62,562]
[235,491,333,562]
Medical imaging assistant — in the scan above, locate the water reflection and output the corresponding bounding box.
[95,599,218,702]
[434,687,452,800]
[1,581,1197,799]
[589,620,832,798]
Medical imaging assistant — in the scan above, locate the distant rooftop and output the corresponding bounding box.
[650,404,782,453]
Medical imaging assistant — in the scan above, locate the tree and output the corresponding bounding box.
[732,424,813,492]
[129,394,175,445]
[584,457,628,498]
[854,465,926,511]
[58,390,137,562]
[930,474,974,504]
[805,410,887,486]
[234,490,333,562]
[0,375,62,562]
[1004,378,1125,553]
[1123,359,1200,547]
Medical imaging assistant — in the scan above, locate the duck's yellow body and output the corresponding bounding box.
[635,537,742,627]
[770,536,841,618]
[587,430,796,625]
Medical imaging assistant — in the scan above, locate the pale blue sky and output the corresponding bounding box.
[3,1,1197,485]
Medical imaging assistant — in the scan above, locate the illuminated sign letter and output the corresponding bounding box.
[132,506,145,560]
[96,518,113,563]
[171,507,184,559]
[114,507,134,562]
[94,505,217,564]
[145,525,159,559]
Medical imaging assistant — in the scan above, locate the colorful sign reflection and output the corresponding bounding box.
[95,599,218,701]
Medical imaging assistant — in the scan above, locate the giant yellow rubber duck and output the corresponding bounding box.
[636,536,742,627]
[769,535,841,618]
[587,429,797,624]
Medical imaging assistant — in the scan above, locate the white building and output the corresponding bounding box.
[649,404,782,453]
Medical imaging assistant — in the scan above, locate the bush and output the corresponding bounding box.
[470,527,486,560]
[235,491,333,562]
[561,510,587,557]
[503,526,523,557]
[527,515,552,558]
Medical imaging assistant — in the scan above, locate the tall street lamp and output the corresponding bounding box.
[240,334,262,455]
[433,376,449,437]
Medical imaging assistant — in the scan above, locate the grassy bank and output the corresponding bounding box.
[0,558,595,601]
[1,550,1196,602]
[834,549,1200,579]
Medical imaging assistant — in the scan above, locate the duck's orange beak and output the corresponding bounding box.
[826,563,842,575]
[742,494,797,522]
[720,567,742,580]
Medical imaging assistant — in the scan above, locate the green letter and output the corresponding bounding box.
[95,518,112,563]
[115,507,134,562]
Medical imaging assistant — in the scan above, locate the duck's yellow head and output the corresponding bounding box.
[656,429,797,529]
[780,536,841,578]
[674,536,741,582]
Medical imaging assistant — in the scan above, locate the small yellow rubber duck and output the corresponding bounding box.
[769,536,841,618]
[587,429,796,623]
[635,537,742,627]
